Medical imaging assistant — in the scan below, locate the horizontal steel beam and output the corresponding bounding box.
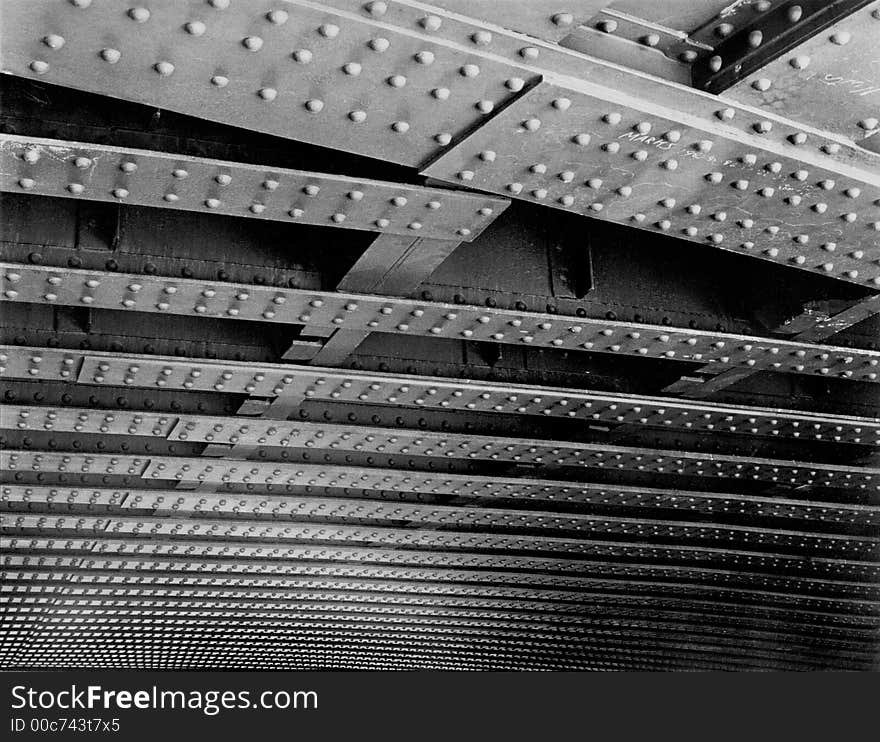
[5,608,872,659]
[3,262,879,381]
[3,552,873,601]
[7,533,874,584]
[2,584,876,628]
[3,403,876,492]
[0,135,505,240]
[5,598,875,647]
[2,345,876,444]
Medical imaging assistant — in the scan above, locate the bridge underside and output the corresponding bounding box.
[0,0,878,671]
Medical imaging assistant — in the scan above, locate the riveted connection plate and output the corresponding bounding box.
[0,0,538,167]
[722,1,880,154]
[2,346,876,444]
[423,81,880,287]
[4,263,878,381]
[0,135,505,240]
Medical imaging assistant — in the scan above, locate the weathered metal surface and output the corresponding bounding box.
[423,81,880,287]
[720,1,880,154]
[3,404,875,492]
[415,0,607,43]
[2,345,877,444]
[0,0,539,167]
[0,135,506,240]
[4,263,879,381]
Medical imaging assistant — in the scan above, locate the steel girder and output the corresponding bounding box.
[1,0,879,672]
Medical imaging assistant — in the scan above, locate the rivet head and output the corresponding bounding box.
[552,98,572,111]
[257,87,277,101]
[505,77,525,92]
[154,61,175,76]
[343,62,362,76]
[420,15,442,31]
[387,74,407,88]
[858,118,879,131]
[414,51,435,65]
[73,156,93,169]
[519,47,539,60]
[471,31,492,45]
[641,34,660,47]
[391,121,410,133]
[17,178,35,190]
[29,60,50,74]
[790,55,811,69]
[211,75,229,87]
[185,21,207,35]
[305,99,324,112]
[318,24,340,38]
[708,55,723,73]
[752,78,771,91]
[598,19,618,33]
[128,7,150,22]
[830,31,851,45]
[369,38,390,53]
[100,48,121,64]
[43,34,65,49]
[242,36,264,51]
[748,30,763,48]
[552,13,574,27]
[267,9,289,24]
[460,64,480,77]
[348,110,367,123]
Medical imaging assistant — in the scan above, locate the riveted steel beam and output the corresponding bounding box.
[4,263,879,381]
[6,1,880,288]
[4,471,878,560]
[3,595,875,646]
[720,2,880,154]
[5,614,871,668]
[414,1,607,43]
[0,135,505,240]
[2,476,878,563]
[3,403,876,492]
[8,534,874,582]
[4,596,876,649]
[422,80,880,288]
[2,609,867,670]
[4,550,875,603]
[3,580,877,628]
[0,0,542,167]
[6,534,878,585]
[11,567,877,617]
[1,345,876,444]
